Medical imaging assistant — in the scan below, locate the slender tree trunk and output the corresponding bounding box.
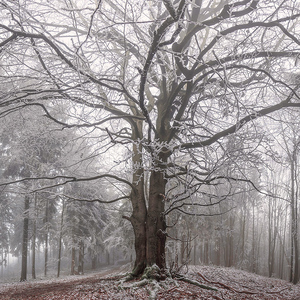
[106,250,110,265]
[44,234,48,276]
[193,239,197,265]
[241,211,246,264]
[180,234,186,265]
[20,195,30,282]
[252,200,256,273]
[57,199,65,278]
[31,221,36,279]
[215,237,221,266]
[281,207,288,279]
[78,240,84,274]
[293,154,299,284]
[290,148,299,284]
[268,198,275,277]
[32,193,37,279]
[204,241,209,265]
[71,246,76,275]
[229,216,234,267]
[44,199,49,277]
[0,250,2,278]
[92,252,97,269]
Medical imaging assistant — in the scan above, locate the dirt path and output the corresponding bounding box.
[0,267,125,299]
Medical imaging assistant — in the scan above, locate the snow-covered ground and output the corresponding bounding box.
[0,265,299,299]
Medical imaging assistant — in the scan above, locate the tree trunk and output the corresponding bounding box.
[32,194,37,280]
[129,153,168,277]
[268,197,277,278]
[44,220,48,276]
[43,198,50,277]
[146,155,167,270]
[78,240,84,274]
[290,148,299,284]
[128,122,169,277]
[252,200,256,273]
[1,248,3,279]
[71,246,76,275]
[31,224,36,279]
[193,240,197,265]
[20,195,30,282]
[127,123,147,277]
[57,199,65,278]
[92,253,97,269]
[241,211,246,264]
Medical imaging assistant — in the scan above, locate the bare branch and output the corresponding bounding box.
[62,194,129,204]
[0,24,137,103]
[178,88,300,150]
[0,174,136,193]
[0,32,17,49]
[162,0,177,20]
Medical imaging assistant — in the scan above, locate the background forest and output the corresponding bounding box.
[1,0,300,285]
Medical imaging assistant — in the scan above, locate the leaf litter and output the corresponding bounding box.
[0,265,299,299]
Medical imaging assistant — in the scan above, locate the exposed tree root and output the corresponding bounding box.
[114,264,250,300]
[159,286,199,298]
[141,264,168,281]
[176,275,218,291]
[122,273,135,283]
[118,266,220,300]
[113,268,293,300]
[197,271,258,295]
[122,278,149,288]
[119,277,161,299]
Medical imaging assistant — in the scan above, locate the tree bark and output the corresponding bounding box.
[126,121,147,277]
[128,149,169,277]
[145,153,168,270]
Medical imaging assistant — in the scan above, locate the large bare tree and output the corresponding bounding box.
[1,0,300,278]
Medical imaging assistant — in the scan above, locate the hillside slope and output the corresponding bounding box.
[0,265,299,299]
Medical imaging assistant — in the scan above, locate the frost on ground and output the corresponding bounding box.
[0,265,299,299]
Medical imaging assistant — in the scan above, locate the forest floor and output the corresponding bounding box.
[0,265,299,299]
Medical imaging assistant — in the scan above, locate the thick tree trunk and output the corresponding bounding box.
[145,154,168,271]
[130,212,147,276]
[129,157,168,277]
[127,121,147,277]
[20,195,30,282]
[128,155,147,275]
[129,121,169,277]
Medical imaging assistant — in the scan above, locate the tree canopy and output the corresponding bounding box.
[1,0,300,280]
